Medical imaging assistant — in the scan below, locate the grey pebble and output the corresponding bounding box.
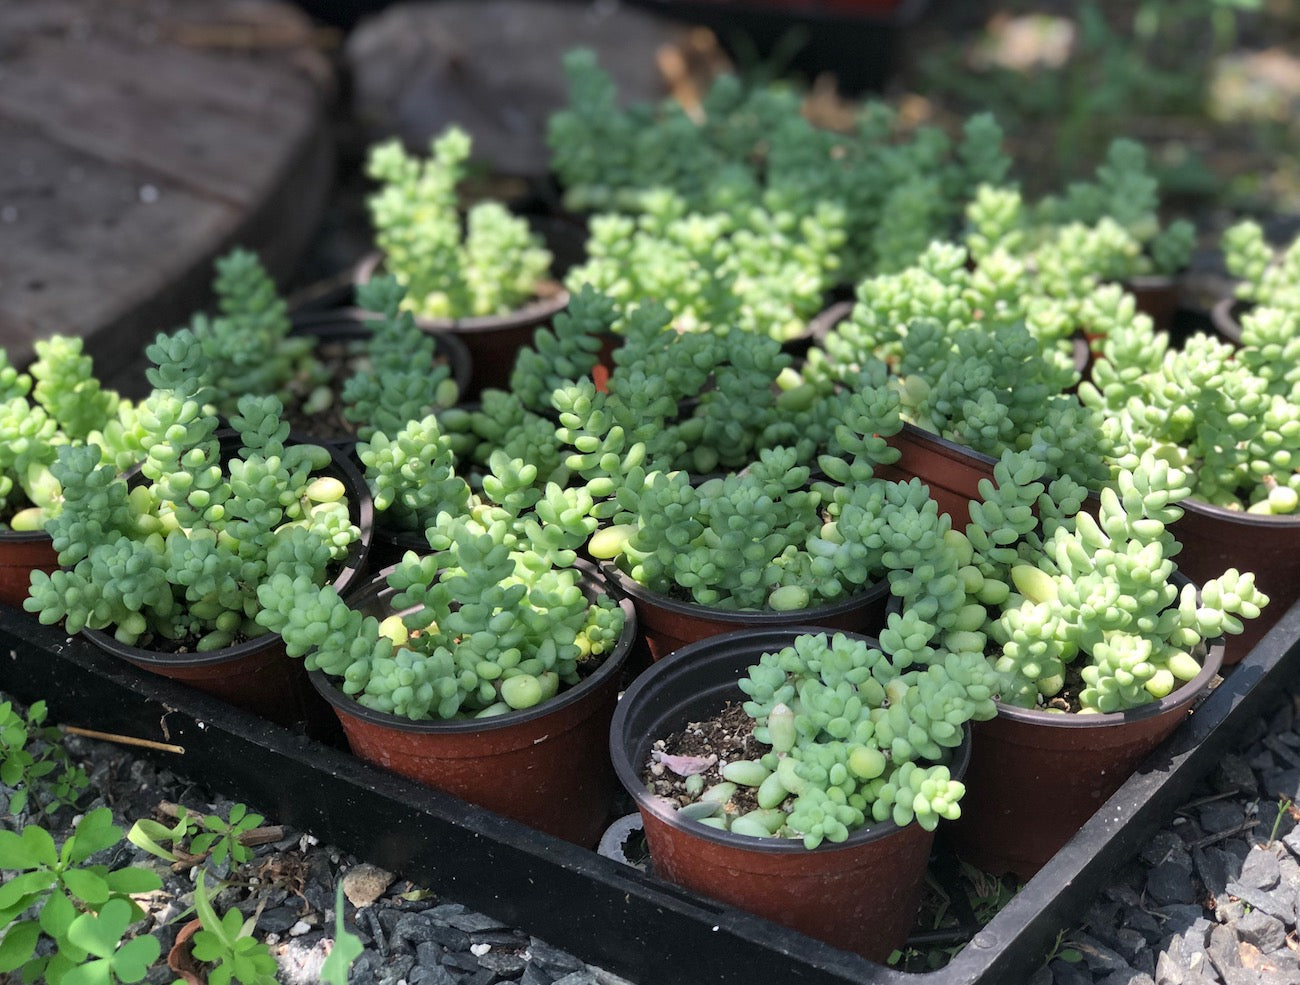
[521,966,558,985]
[1202,801,1250,834]
[1213,756,1260,795]
[257,905,303,934]
[1149,859,1199,906]
[408,966,459,985]
[461,968,500,985]
[395,912,470,951]
[551,973,599,985]
[1207,923,1243,978]
[1050,958,1094,985]
[1099,972,1156,985]
[1239,848,1282,891]
[477,949,529,976]
[528,941,587,976]
[1196,846,1240,896]
[1235,909,1289,954]
[442,911,509,934]
[1264,769,1300,802]
[442,950,486,973]
[376,955,416,985]
[1076,933,1134,974]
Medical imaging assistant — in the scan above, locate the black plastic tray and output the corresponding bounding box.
[3,598,1299,985]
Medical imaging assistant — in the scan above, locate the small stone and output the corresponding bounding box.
[1099,972,1155,985]
[1124,909,1165,943]
[1201,801,1249,834]
[443,911,508,934]
[408,966,458,985]
[1110,928,1151,964]
[1207,924,1243,979]
[1144,831,1193,868]
[478,950,528,977]
[520,966,557,985]
[347,950,380,985]
[1049,958,1093,985]
[1283,827,1300,859]
[1076,933,1131,974]
[397,915,469,952]
[1223,883,1296,924]
[441,950,485,973]
[461,969,499,985]
[343,864,395,909]
[1148,859,1198,906]
[1213,756,1260,796]
[1155,951,1185,985]
[590,969,637,985]
[1028,966,1053,985]
[1194,846,1239,897]
[470,929,530,948]
[1264,769,1300,802]
[1236,910,1288,954]
[1239,848,1282,891]
[528,941,586,976]
[471,943,492,957]
[376,955,415,985]
[550,973,598,985]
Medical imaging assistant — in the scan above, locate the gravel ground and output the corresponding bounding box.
[3,672,1299,985]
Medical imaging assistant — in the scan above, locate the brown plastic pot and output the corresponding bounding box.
[354,251,569,398]
[1169,500,1300,665]
[874,422,999,529]
[1122,273,1182,332]
[308,558,636,847]
[0,530,58,609]
[609,625,970,962]
[600,562,891,665]
[81,438,373,730]
[1208,296,1247,345]
[946,636,1223,880]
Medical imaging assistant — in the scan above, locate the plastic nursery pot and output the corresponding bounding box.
[1169,501,1300,665]
[308,558,636,848]
[1122,273,1182,333]
[610,625,971,963]
[1208,296,1247,346]
[0,529,58,609]
[83,438,374,730]
[600,562,891,665]
[285,306,473,452]
[354,251,570,399]
[946,636,1224,881]
[874,422,998,530]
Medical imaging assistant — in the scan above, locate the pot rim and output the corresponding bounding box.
[611,623,972,855]
[0,528,54,545]
[353,251,569,332]
[308,557,636,735]
[991,635,1224,728]
[600,561,891,624]
[1179,492,1300,526]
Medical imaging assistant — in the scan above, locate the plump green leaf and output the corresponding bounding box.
[61,867,111,906]
[104,866,163,896]
[0,919,41,973]
[109,934,162,983]
[59,957,113,985]
[21,825,58,867]
[68,808,121,862]
[0,869,56,910]
[66,898,134,959]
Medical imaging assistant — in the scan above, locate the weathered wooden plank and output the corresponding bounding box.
[0,35,317,207]
[0,117,238,370]
[0,0,334,393]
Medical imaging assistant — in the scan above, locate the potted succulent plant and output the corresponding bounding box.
[937,449,1263,876]
[1212,218,1300,343]
[0,336,129,607]
[609,625,998,960]
[1026,137,1196,328]
[815,248,1117,525]
[22,328,372,727]
[565,188,846,346]
[360,125,564,395]
[1078,301,1298,663]
[164,250,469,449]
[253,454,635,847]
[547,50,1012,283]
[570,362,965,660]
